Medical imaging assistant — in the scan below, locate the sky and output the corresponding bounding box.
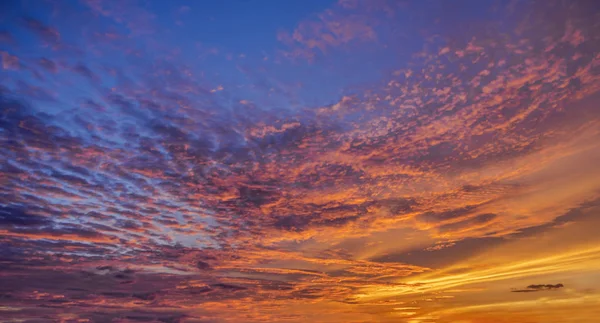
[1,0,600,322]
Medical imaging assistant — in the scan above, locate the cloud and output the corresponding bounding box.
[1,51,19,70]
[511,283,565,293]
[0,205,51,228]
[277,2,383,61]
[1,0,599,322]
[22,17,60,42]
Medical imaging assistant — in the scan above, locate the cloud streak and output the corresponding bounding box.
[511,284,565,293]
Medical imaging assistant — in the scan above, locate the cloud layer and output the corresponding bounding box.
[1,0,600,322]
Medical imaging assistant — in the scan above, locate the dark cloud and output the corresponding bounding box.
[511,197,600,238]
[210,283,247,291]
[72,64,97,81]
[0,205,51,228]
[512,283,565,293]
[372,236,504,269]
[196,260,212,270]
[273,214,314,232]
[21,17,61,44]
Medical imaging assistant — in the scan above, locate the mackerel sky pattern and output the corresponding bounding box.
[1,1,600,322]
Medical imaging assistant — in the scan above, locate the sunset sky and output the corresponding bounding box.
[1,0,600,322]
